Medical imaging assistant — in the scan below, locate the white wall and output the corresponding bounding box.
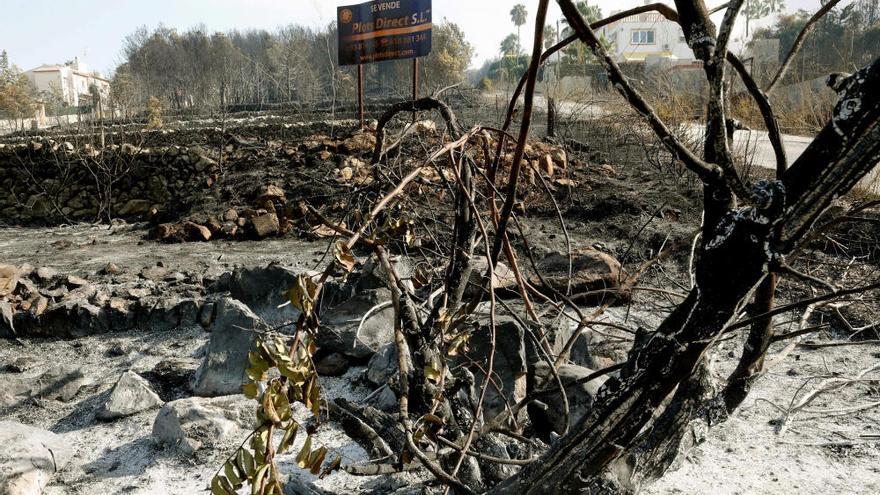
[598,12,694,63]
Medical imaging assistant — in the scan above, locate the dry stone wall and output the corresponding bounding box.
[0,140,219,225]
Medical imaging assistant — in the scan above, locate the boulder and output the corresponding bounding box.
[98,371,164,420]
[1,365,86,407]
[0,300,13,337]
[41,299,109,337]
[467,256,518,295]
[462,318,528,421]
[251,212,280,238]
[191,298,269,397]
[152,396,252,454]
[317,288,394,359]
[228,263,299,322]
[182,221,212,242]
[140,264,169,282]
[528,362,608,437]
[34,267,59,283]
[365,343,398,386]
[256,184,286,203]
[0,264,19,297]
[314,352,350,377]
[0,422,73,495]
[531,249,627,304]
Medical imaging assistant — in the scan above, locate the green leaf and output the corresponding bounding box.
[210,475,232,495]
[242,382,260,399]
[236,448,256,479]
[211,474,235,494]
[224,460,243,488]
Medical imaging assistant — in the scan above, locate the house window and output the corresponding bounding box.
[631,29,655,45]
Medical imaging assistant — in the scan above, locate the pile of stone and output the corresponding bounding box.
[0,262,208,338]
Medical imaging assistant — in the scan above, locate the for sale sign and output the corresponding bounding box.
[337,0,432,66]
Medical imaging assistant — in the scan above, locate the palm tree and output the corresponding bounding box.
[500,33,520,57]
[544,24,558,50]
[560,1,603,65]
[744,0,787,35]
[510,4,528,52]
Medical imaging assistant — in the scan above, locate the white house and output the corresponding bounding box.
[24,58,111,108]
[597,4,696,65]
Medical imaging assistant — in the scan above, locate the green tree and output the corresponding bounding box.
[500,33,521,57]
[544,24,558,50]
[510,4,528,52]
[423,22,474,90]
[560,2,603,64]
[0,52,36,128]
[745,0,787,35]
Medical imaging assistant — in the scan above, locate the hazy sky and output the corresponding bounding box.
[1,0,830,76]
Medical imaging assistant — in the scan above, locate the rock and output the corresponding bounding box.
[65,274,89,287]
[531,249,627,304]
[0,422,73,495]
[529,362,608,437]
[107,298,134,330]
[318,288,394,359]
[366,343,398,385]
[228,264,299,322]
[198,301,216,328]
[0,264,19,296]
[153,223,179,242]
[1,365,86,406]
[0,300,13,337]
[152,396,252,454]
[358,255,414,292]
[461,318,528,421]
[101,262,121,275]
[1,356,36,374]
[98,371,164,420]
[140,264,169,282]
[191,298,269,396]
[182,221,212,242]
[315,353,349,376]
[222,208,239,222]
[126,287,151,299]
[257,184,286,203]
[467,256,518,295]
[251,212,280,238]
[34,266,58,283]
[117,199,152,216]
[366,385,398,412]
[41,299,109,337]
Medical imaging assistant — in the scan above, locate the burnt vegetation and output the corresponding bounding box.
[2,1,880,495]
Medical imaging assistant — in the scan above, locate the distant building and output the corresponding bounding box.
[597,4,696,66]
[24,57,110,108]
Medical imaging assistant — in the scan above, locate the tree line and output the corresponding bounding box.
[112,21,474,115]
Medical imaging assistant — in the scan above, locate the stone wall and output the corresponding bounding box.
[0,140,219,225]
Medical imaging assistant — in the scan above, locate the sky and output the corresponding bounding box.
[1,0,829,77]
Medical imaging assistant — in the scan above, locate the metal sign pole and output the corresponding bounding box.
[357,64,365,128]
[412,58,419,122]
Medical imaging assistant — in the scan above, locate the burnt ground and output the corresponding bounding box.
[1,112,879,494]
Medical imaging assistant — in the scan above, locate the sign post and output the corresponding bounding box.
[337,0,432,125]
[412,58,418,122]
[357,64,365,128]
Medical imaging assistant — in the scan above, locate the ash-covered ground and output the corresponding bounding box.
[1,113,879,495]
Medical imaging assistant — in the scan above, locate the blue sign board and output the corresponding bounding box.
[337,0,432,66]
